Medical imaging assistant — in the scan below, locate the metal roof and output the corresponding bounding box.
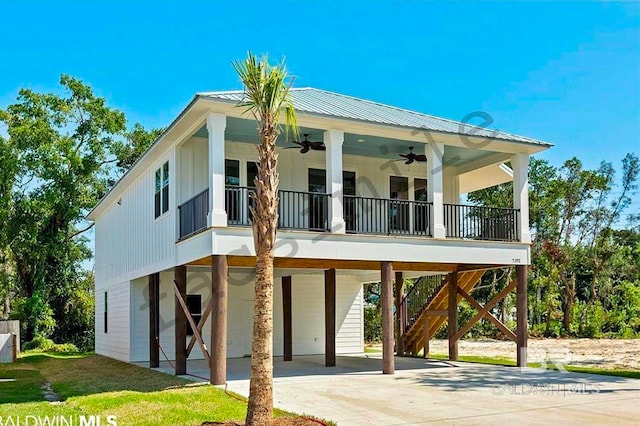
[199,87,551,147]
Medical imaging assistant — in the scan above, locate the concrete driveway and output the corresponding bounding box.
[154,355,640,425]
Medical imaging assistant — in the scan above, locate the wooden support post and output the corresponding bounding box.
[324,269,336,367]
[448,270,459,361]
[422,314,430,358]
[149,273,160,368]
[210,255,228,385]
[174,266,187,375]
[381,261,395,374]
[282,276,292,362]
[394,271,404,356]
[516,265,528,368]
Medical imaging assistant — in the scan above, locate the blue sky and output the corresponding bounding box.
[1,1,638,211]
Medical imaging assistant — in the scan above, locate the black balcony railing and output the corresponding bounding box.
[223,186,331,232]
[226,186,253,226]
[278,189,330,231]
[444,203,519,242]
[178,189,209,239]
[179,188,520,243]
[344,195,432,236]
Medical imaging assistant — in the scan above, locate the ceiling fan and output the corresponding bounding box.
[398,146,427,165]
[286,134,326,154]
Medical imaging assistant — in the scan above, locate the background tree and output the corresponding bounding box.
[111,123,165,176]
[0,75,161,348]
[468,154,639,338]
[233,53,298,425]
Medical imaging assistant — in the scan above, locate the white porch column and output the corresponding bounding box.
[207,113,227,227]
[324,129,345,234]
[426,142,446,238]
[512,153,531,243]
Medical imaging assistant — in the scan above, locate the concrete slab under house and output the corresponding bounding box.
[87,87,551,385]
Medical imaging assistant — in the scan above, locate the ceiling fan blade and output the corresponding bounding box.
[300,146,310,154]
[399,154,410,159]
[291,140,303,146]
[415,155,427,162]
[405,158,414,165]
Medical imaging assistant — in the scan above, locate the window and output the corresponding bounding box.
[225,160,241,222]
[414,178,429,234]
[186,294,202,336]
[247,161,259,188]
[414,178,428,202]
[306,169,356,231]
[390,176,409,232]
[343,171,356,196]
[225,159,240,186]
[104,291,108,334]
[154,161,169,218]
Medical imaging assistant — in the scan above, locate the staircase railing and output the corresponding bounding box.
[401,274,447,333]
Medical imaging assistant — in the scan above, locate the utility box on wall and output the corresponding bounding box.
[0,333,17,363]
[0,320,20,355]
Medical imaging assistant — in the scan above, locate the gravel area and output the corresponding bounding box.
[373,339,640,370]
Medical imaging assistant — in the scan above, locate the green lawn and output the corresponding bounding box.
[0,352,326,425]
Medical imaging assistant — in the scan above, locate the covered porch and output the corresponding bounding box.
[176,114,530,244]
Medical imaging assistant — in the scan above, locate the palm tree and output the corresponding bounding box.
[233,53,297,425]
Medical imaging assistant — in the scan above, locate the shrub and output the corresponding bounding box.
[23,336,78,353]
[364,305,382,343]
[23,336,55,351]
[50,342,79,353]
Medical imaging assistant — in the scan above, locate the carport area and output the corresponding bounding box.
[151,355,640,425]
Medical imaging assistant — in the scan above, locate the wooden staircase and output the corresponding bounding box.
[401,269,486,355]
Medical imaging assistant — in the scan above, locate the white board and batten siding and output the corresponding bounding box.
[94,148,177,362]
[94,148,177,291]
[95,281,131,362]
[128,269,364,362]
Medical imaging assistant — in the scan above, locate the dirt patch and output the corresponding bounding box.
[370,338,640,370]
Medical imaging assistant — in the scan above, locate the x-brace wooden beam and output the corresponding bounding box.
[172,280,210,365]
[457,287,517,342]
[452,278,516,342]
[186,297,214,357]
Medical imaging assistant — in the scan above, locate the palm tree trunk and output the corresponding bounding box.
[246,126,279,425]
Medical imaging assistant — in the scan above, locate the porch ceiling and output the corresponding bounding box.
[193,117,505,168]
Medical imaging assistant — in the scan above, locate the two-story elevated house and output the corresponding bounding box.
[87,88,551,384]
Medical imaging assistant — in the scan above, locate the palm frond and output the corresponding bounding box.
[232,52,299,141]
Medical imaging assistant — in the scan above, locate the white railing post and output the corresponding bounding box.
[511,153,531,243]
[207,113,227,227]
[426,143,446,238]
[325,129,345,234]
